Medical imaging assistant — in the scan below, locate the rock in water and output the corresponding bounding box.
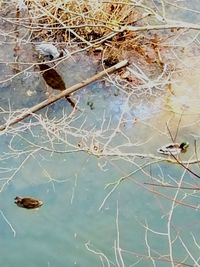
[35,43,60,59]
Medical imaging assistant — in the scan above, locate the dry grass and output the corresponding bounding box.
[24,0,154,65]
[26,0,138,41]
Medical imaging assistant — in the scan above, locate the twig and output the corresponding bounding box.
[0,60,128,131]
[166,122,175,143]
[170,153,200,179]
[174,113,183,142]
[0,209,16,237]
[115,201,125,267]
[85,241,111,267]
[144,182,200,191]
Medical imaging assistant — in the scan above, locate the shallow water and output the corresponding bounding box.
[0,2,200,267]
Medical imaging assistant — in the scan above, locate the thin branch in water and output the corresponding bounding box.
[85,241,111,267]
[115,201,125,267]
[166,122,175,143]
[174,113,183,142]
[179,236,200,267]
[170,153,200,179]
[144,182,200,191]
[144,219,156,267]
[194,139,200,169]
[0,209,16,237]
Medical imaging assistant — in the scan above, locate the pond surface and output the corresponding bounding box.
[0,2,200,267]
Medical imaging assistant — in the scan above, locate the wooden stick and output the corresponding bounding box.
[0,60,128,131]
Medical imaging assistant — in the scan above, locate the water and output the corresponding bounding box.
[1,2,200,267]
[0,82,199,267]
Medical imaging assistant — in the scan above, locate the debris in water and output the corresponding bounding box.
[14,196,43,209]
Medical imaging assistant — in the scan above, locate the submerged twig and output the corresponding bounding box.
[144,182,200,191]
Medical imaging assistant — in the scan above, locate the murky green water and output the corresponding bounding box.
[0,2,200,267]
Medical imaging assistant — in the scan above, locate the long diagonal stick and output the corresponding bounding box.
[0,60,128,131]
